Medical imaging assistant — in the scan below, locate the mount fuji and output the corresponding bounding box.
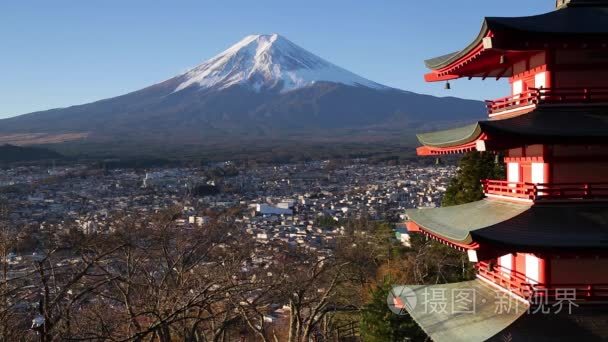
[0,34,484,148]
[174,34,386,93]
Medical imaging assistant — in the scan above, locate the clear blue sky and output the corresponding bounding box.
[0,0,553,118]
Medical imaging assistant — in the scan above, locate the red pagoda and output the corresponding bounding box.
[398,1,608,341]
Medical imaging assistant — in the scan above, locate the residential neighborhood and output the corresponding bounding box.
[2,161,453,247]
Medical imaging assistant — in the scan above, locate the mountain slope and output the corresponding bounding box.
[0,34,485,146]
[174,34,386,93]
[0,144,64,162]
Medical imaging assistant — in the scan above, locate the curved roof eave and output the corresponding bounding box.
[394,280,527,342]
[416,123,482,148]
[405,199,532,244]
[417,106,608,150]
[424,20,490,70]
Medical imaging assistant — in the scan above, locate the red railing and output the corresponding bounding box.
[482,179,608,201]
[485,90,538,115]
[533,283,608,302]
[538,87,608,104]
[486,87,608,115]
[476,261,533,299]
[531,182,608,200]
[476,261,608,302]
[481,180,535,200]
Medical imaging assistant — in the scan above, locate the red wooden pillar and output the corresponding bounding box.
[546,50,554,89]
[545,256,551,288]
[538,255,547,286]
[543,162,550,185]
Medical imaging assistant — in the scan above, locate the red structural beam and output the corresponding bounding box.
[416,133,489,156]
[404,220,479,251]
[416,143,478,156]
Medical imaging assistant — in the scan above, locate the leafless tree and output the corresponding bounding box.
[0,199,30,341]
[0,204,401,342]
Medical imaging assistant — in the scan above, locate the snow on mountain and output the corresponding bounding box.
[0,33,486,148]
[174,34,388,93]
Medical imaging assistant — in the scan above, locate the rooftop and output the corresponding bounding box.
[406,198,608,250]
[396,278,608,342]
[393,279,526,342]
[424,4,608,81]
[416,106,608,154]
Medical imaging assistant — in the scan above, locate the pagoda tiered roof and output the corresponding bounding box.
[393,279,608,342]
[402,1,608,340]
[392,279,526,342]
[424,4,608,82]
[406,198,608,250]
[416,106,608,155]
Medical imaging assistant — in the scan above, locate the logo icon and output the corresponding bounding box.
[387,286,417,315]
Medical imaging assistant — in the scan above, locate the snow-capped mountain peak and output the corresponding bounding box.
[174,33,387,93]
